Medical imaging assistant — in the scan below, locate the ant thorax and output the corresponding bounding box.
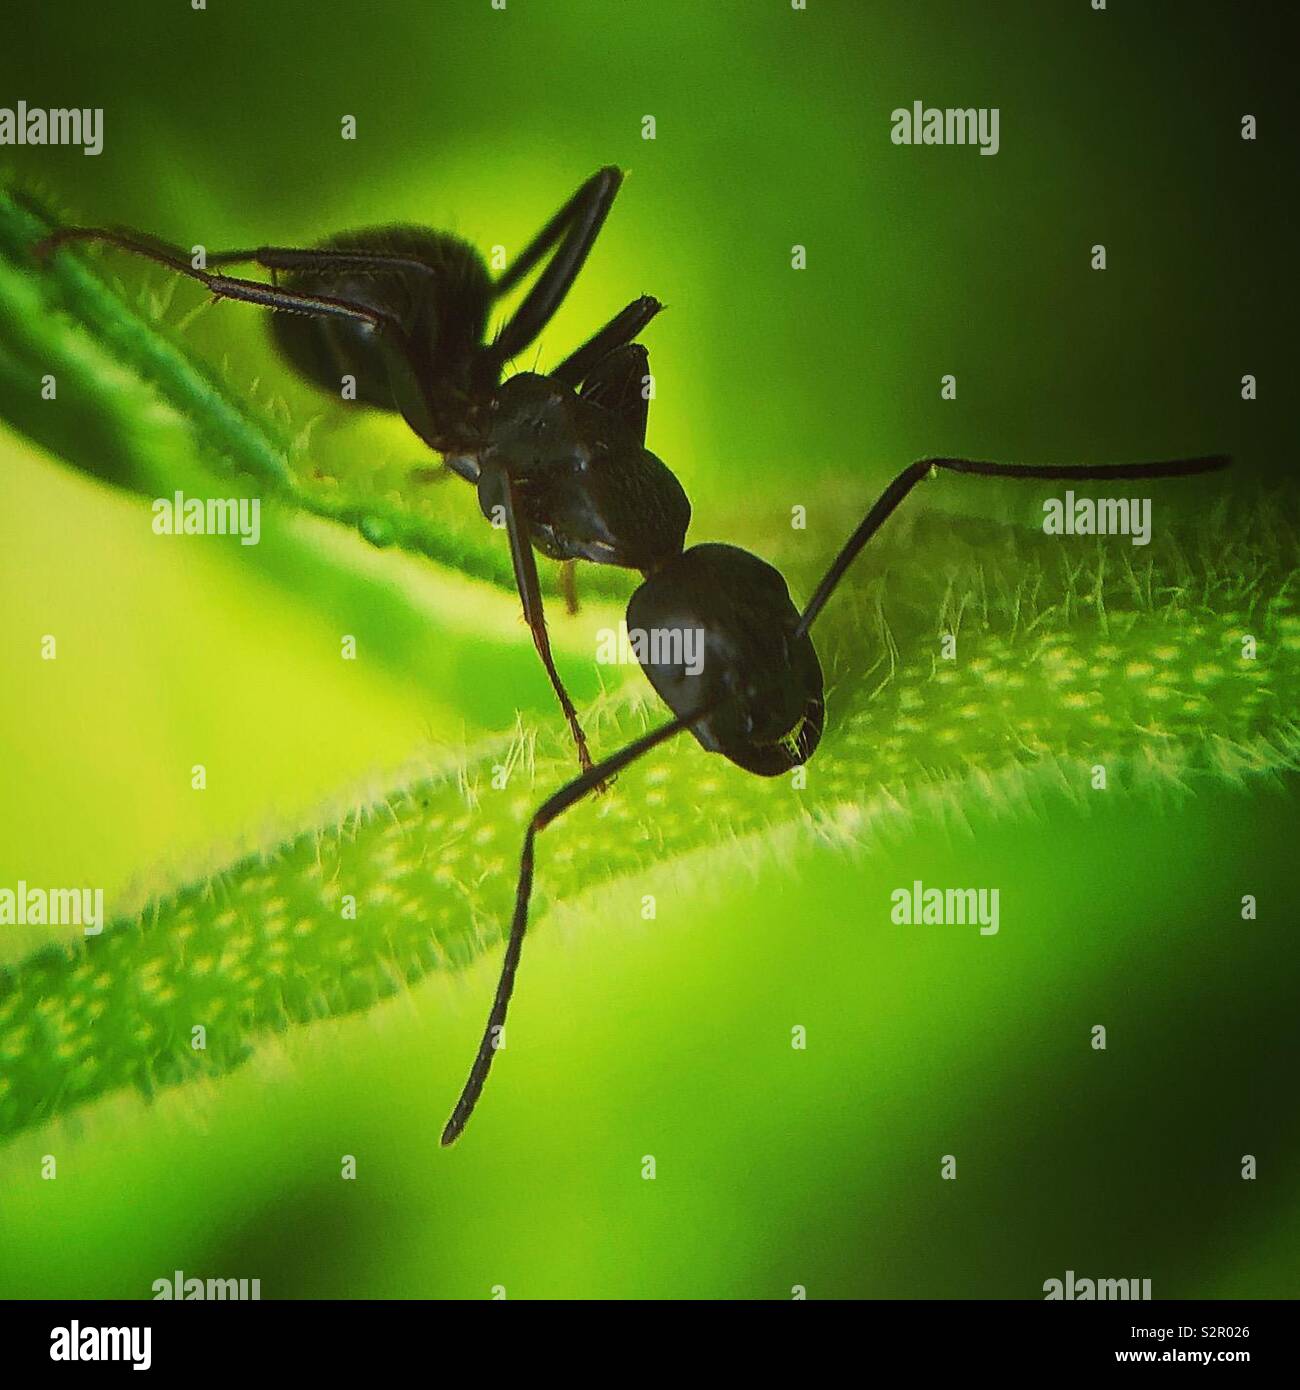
[475,372,689,570]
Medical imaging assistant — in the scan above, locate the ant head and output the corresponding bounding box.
[627,543,824,776]
[477,372,689,571]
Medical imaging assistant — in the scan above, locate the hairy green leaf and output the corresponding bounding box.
[2,502,1295,1142]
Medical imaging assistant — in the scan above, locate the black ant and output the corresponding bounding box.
[439,452,1230,1144]
[34,168,690,777]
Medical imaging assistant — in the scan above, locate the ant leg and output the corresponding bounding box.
[487,167,623,367]
[36,225,454,451]
[795,453,1232,638]
[559,559,580,616]
[38,227,443,282]
[550,294,663,391]
[441,709,700,1145]
[498,474,597,778]
[575,342,652,443]
[495,167,621,296]
[35,226,409,334]
[226,246,445,281]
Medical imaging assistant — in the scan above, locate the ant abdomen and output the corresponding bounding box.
[270,226,493,412]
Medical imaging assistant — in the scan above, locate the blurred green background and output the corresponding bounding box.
[1,0,1296,1299]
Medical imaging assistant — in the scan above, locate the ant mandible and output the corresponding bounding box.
[440,451,1230,1144]
[35,168,691,777]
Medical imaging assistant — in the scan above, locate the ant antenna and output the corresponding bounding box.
[794,455,1230,640]
[442,708,706,1145]
[442,450,1229,1144]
